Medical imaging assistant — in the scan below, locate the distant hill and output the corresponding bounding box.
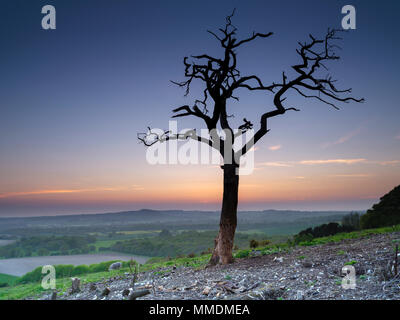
[0,209,351,237]
[360,185,400,228]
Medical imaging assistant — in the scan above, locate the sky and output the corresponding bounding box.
[0,0,399,217]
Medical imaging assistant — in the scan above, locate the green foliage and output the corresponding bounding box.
[234,250,250,258]
[158,229,172,237]
[109,231,266,257]
[293,222,356,244]
[71,265,89,276]
[296,224,400,247]
[0,273,18,288]
[0,235,96,259]
[249,239,271,248]
[249,239,259,248]
[360,185,400,229]
[342,212,361,230]
[2,222,400,300]
[344,260,357,265]
[17,260,124,284]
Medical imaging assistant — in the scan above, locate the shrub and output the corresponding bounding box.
[360,185,400,229]
[71,265,90,276]
[293,222,355,244]
[342,212,361,230]
[249,239,259,248]
[235,250,250,258]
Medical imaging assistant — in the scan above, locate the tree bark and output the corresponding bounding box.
[209,164,239,265]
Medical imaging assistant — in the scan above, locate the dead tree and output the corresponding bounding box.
[138,10,364,265]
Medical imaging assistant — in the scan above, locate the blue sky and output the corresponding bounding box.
[0,0,399,216]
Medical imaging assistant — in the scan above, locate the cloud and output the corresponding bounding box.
[300,158,366,165]
[0,189,87,199]
[377,160,400,166]
[0,186,144,199]
[261,162,292,167]
[268,145,281,151]
[330,174,371,178]
[322,127,362,148]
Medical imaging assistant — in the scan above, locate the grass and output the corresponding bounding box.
[1,223,399,300]
[296,224,400,247]
[0,254,211,300]
[344,260,358,266]
[0,273,18,287]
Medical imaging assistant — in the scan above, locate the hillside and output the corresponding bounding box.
[55,230,400,300]
[3,225,397,301]
[0,209,350,237]
[361,185,400,228]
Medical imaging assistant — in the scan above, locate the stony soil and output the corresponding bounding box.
[49,232,400,300]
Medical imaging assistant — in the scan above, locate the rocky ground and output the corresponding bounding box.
[49,232,400,300]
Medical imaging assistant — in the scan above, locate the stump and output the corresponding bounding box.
[70,277,81,294]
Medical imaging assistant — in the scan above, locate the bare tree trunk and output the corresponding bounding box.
[209,164,239,265]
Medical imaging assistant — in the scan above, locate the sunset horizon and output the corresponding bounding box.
[1,0,399,217]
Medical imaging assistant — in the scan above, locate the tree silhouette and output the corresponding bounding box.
[138,10,364,265]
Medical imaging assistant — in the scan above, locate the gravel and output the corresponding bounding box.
[47,232,400,300]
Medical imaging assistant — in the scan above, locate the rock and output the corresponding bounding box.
[273,257,284,263]
[89,283,97,291]
[250,250,262,257]
[302,261,312,268]
[355,265,366,275]
[296,290,304,300]
[70,278,81,294]
[202,286,211,295]
[50,291,57,300]
[262,288,282,300]
[109,262,123,271]
[122,289,130,297]
[102,287,111,296]
[128,289,151,300]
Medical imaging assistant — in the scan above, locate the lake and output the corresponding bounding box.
[0,253,149,276]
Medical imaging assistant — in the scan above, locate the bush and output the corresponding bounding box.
[360,185,400,229]
[293,222,355,244]
[259,239,271,246]
[249,239,259,248]
[235,250,250,258]
[17,260,123,284]
[71,265,90,276]
[342,212,361,230]
[55,265,74,278]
